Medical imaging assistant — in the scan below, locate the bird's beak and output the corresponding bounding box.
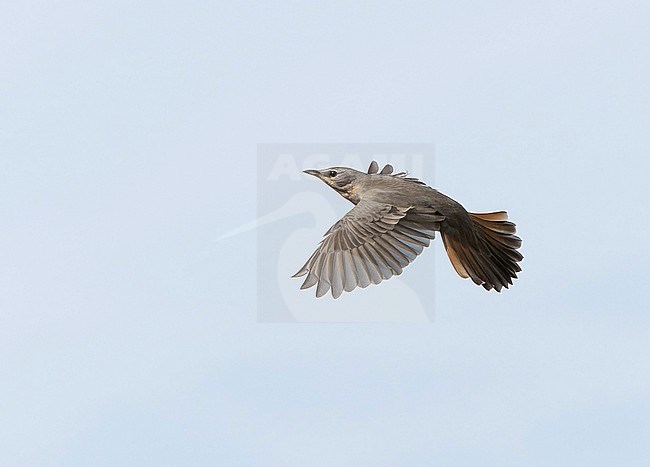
[303,169,321,178]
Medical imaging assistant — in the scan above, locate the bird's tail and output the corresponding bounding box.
[441,211,523,292]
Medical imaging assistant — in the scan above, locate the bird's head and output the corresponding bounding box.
[303,167,365,204]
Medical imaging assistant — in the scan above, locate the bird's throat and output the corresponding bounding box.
[333,184,359,204]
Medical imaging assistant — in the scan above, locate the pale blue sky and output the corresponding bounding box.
[2,0,650,465]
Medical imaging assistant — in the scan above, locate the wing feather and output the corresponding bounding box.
[350,248,372,288]
[293,199,443,298]
[341,250,359,292]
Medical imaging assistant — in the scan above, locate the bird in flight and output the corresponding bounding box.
[293,161,523,298]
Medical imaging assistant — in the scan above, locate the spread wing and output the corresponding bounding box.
[293,199,444,298]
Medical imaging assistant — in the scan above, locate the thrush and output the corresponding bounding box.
[293,161,523,298]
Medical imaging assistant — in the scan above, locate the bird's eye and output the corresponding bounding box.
[329,171,338,177]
